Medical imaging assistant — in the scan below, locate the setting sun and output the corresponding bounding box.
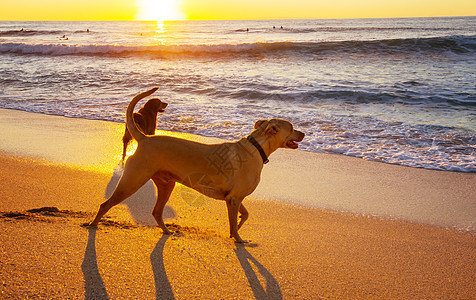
[136,0,185,21]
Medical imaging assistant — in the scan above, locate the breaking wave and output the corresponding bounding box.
[0,35,474,57]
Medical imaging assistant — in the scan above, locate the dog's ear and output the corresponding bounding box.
[265,125,278,136]
[254,119,267,129]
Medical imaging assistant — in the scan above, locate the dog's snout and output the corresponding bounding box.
[159,102,168,112]
[295,130,305,141]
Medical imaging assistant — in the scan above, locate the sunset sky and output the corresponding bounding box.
[1,0,475,21]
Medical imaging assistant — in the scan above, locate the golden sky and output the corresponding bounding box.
[1,0,475,21]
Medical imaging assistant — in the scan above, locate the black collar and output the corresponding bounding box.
[247,135,269,164]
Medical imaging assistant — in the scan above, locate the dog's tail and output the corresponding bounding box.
[126,87,159,142]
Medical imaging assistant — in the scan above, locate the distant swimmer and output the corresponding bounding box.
[20,28,24,31]
[280,26,283,29]
[273,26,275,29]
[246,28,249,32]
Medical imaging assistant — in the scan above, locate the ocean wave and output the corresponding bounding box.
[274,26,459,34]
[0,29,65,37]
[0,35,474,57]
[195,86,476,107]
[228,24,464,35]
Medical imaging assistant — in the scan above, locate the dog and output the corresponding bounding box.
[90,88,304,243]
[122,96,167,162]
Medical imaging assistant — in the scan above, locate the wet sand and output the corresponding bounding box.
[0,108,475,299]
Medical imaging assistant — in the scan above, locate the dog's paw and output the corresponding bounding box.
[231,235,250,244]
[81,222,97,228]
[235,239,251,244]
[171,231,184,238]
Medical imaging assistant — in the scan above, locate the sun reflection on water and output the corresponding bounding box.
[153,21,167,44]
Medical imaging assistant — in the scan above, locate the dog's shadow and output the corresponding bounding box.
[81,227,109,300]
[150,235,175,300]
[234,244,283,299]
[105,163,176,226]
[81,227,175,300]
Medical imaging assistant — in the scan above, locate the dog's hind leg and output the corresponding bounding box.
[151,177,175,235]
[89,158,153,226]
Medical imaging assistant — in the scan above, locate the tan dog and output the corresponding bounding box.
[90,88,304,243]
[122,97,168,162]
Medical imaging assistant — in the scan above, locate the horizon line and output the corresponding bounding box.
[1,15,475,22]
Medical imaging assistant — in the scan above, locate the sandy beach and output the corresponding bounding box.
[0,108,475,299]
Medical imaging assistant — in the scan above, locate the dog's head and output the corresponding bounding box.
[145,98,168,113]
[254,119,305,149]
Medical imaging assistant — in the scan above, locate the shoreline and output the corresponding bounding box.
[2,106,475,174]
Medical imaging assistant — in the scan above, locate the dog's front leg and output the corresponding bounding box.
[226,196,248,243]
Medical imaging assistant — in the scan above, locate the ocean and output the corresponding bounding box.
[0,17,475,172]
